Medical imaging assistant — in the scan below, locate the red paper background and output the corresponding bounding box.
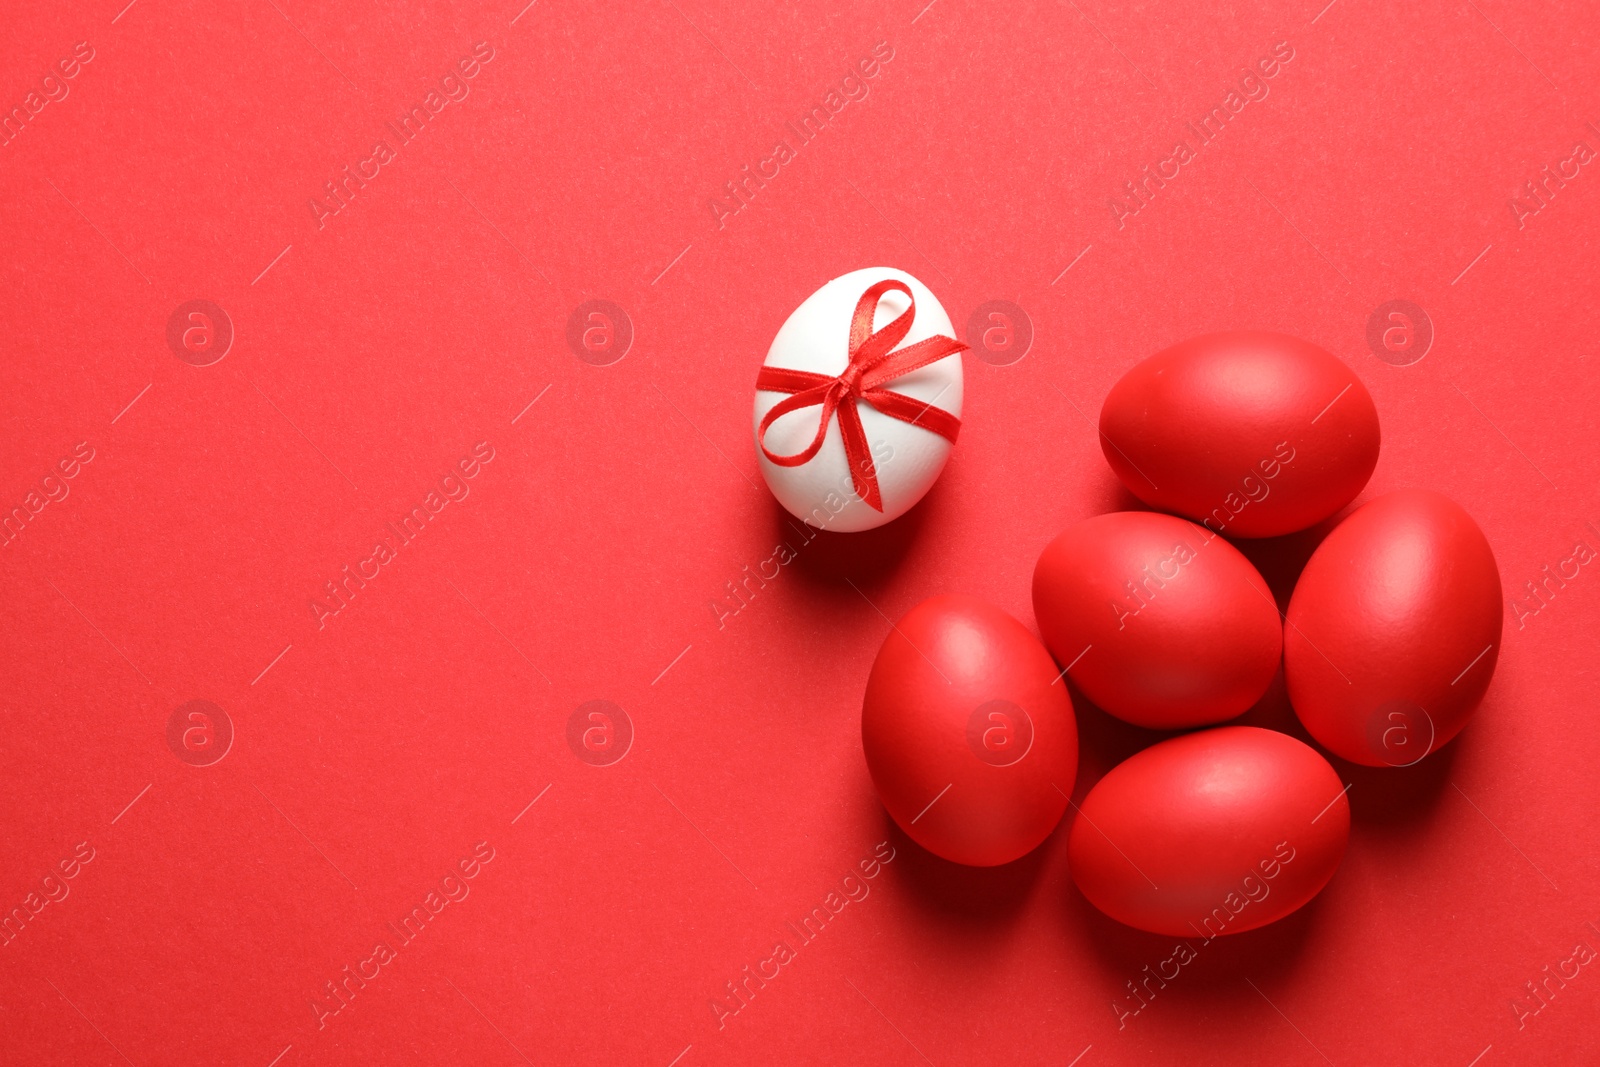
[2,0,1597,1064]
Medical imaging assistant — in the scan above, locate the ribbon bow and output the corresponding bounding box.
[756,279,967,512]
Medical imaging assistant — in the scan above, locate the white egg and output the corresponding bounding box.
[753,267,965,533]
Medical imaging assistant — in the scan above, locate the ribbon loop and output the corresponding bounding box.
[757,279,967,513]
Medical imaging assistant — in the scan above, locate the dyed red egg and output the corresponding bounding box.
[1099,332,1380,537]
[1032,511,1282,729]
[861,594,1079,866]
[1285,489,1502,766]
[1068,726,1350,936]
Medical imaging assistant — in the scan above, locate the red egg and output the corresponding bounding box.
[1032,512,1282,729]
[1099,332,1380,537]
[1068,726,1350,936]
[861,594,1079,866]
[1285,489,1502,766]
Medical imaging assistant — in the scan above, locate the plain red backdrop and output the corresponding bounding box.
[2,0,1597,1064]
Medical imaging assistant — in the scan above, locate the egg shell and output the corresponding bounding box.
[1032,511,1283,729]
[755,267,963,533]
[1068,726,1350,936]
[861,594,1078,867]
[1285,489,1502,766]
[1099,332,1380,537]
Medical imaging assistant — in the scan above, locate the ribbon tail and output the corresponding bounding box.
[833,397,883,512]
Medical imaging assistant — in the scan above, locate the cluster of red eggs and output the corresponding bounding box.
[861,333,1503,936]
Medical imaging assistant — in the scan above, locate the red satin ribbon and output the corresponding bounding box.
[756,279,967,512]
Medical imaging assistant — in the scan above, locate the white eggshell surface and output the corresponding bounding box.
[753,267,964,532]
